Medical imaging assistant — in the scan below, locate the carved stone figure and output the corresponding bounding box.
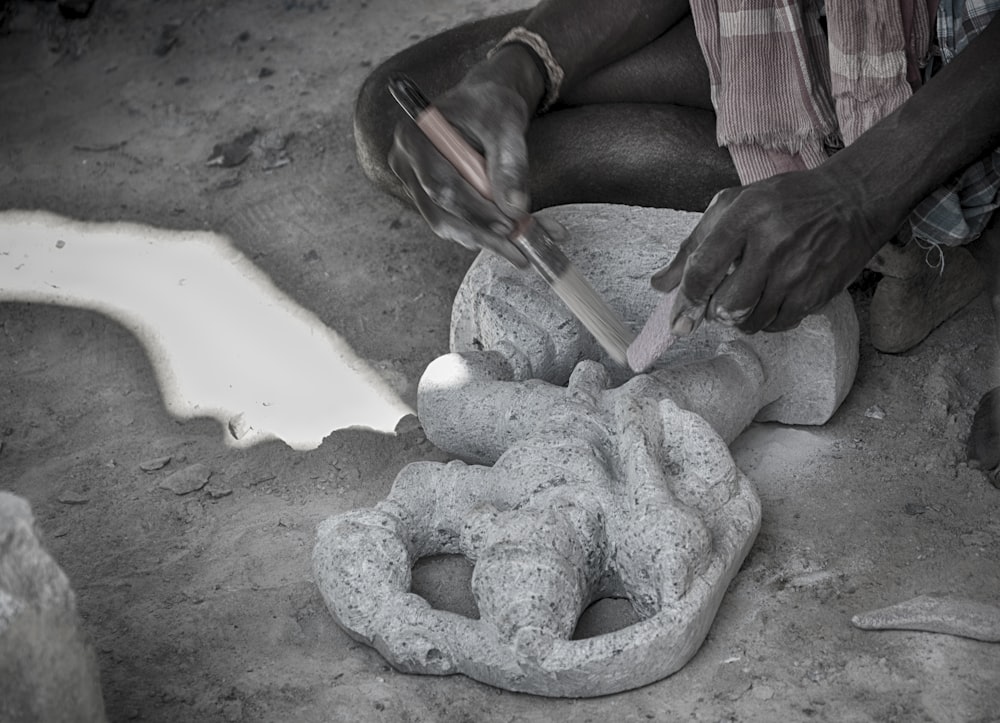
[313,205,859,696]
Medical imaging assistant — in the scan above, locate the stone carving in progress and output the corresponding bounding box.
[313,205,859,696]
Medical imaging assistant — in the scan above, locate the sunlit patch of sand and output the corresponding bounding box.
[0,210,413,450]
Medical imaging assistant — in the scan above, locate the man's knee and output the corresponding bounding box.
[354,58,405,198]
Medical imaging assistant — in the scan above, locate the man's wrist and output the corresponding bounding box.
[484,41,551,115]
[822,144,913,251]
[489,28,564,113]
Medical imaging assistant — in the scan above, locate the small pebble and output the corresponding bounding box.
[207,129,258,168]
[787,570,834,589]
[57,491,89,505]
[864,405,885,420]
[228,413,252,440]
[206,484,233,499]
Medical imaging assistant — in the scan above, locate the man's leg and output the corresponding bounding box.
[968,217,1000,486]
[354,11,738,214]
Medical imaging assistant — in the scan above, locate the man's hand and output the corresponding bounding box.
[650,167,887,334]
[388,47,544,268]
[652,13,1000,338]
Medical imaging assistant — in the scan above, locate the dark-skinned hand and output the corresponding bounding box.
[388,50,545,269]
[651,166,892,334]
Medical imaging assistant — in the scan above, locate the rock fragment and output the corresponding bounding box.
[0,492,107,721]
[139,456,171,472]
[57,491,89,505]
[159,463,212,495]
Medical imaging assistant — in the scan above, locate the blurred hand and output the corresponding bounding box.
[389,56,539,268]
[651,167,889,334]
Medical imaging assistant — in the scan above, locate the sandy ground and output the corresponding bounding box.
[1,1,999,721]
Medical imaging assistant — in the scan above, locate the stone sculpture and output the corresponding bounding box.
[313,205,859,696]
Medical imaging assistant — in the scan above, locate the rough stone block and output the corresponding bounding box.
[450,204,858,424]
[0,492,106,723]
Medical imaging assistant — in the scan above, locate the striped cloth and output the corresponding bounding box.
[690,0,1000,247]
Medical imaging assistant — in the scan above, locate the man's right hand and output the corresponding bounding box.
[388,45,546,268]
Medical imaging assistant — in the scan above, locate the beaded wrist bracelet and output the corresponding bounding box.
[488,27,565,114]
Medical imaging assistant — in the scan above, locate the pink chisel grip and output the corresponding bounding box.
[626,288,680,373]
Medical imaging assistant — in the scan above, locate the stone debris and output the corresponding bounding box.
[206,484,233,499]
[227,413,253,441]
[207,129,258,168]
[852,594,1000,642]
[159,463,212,495]
[139,456,171,472]
[57,490,89,505]
[864,405,886,420]
[0,491,107,722]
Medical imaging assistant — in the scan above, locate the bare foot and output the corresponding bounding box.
[968,387,1000,488]
[966,219,1000,486]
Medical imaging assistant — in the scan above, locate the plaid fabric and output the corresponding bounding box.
[909,0,1000,246]
[691,0,1000,247]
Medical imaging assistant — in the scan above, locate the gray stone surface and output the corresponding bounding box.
[451,204,858,411]
[0,491,107,722]
[315,359,762,697]
[313,204,860,697]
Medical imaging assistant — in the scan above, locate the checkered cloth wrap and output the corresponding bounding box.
[690,0,1000,247]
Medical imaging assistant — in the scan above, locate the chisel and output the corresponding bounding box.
[388,73,635,366]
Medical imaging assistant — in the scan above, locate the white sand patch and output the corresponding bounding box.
[0,210,412,449]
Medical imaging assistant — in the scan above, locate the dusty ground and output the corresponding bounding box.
[1,1,999,721]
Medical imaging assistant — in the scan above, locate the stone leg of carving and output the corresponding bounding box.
[313,459,528,675]
[467,486,610,643]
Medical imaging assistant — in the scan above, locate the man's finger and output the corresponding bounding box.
[737,285,782,334]
[765,290,824,332]
[668,291,707,336]
[483,119,531,219]
[650,243,691,293]
[676,192,746,304]
[705,264,763,325]
[392,136,528,267]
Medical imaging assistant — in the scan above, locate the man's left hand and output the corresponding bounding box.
[651,166,890,334]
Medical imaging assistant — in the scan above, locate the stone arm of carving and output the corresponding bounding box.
[418,343,769,465]
[418,350,581,464]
